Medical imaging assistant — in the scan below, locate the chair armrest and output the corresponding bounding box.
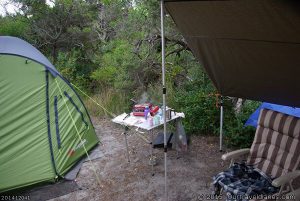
[272,170,300,187]
[221,148,250,161]
[285,188,300,200]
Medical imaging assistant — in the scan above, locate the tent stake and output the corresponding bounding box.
[220,96,224,152]
[160,0,168,200]
[123,127,130,163]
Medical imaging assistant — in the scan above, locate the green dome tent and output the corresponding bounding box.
[0,36,99,192]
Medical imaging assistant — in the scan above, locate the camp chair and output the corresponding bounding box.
[214,108,300,200]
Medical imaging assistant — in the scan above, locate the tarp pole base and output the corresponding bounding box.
[219,96,224,152]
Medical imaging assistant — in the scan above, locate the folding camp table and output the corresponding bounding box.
[112,111,185,175]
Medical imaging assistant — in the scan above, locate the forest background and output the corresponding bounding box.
[0,0,260,148]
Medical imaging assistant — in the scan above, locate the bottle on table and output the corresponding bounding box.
[158,108,163,123]
[144,106,150,120]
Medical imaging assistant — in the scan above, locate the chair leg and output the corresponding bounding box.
[213,183,223,197]
[218,188,223,200]
[276,185,285,201]
[289,181,294,192]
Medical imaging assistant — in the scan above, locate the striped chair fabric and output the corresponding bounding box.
[247,109,300,179]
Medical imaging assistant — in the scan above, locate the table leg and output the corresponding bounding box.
[175,119,179,159]
[123,127,130,163]
[175,133,179,159]
[150,130,154,176]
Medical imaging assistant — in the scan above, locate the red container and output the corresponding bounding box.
[132,103,152,116]
[150,106,159,116]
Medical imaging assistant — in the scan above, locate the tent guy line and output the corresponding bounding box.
[55,78,102,189]
[71,83,117,118]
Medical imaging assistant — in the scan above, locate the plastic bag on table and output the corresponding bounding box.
[176,119,188,152]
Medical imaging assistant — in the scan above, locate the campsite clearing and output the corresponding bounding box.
[47,117,229,201]
[46,115,300,201]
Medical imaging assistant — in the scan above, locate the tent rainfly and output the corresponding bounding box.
[0,36,99,192]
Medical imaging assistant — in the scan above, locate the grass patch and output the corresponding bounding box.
[83,88,130,117]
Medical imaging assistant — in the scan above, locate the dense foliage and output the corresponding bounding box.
[0,0,260,148]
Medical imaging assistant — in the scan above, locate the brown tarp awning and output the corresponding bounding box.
[165,0,300,107]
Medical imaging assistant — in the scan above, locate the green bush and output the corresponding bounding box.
[91,40,137,92]
[174,68,261,148]
[174,72,221,135]
[55,49,96,93]
[0,15,29,38]
[224,100,260,148]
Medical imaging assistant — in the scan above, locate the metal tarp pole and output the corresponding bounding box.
[161,0,168,200]
[219,96,224,152]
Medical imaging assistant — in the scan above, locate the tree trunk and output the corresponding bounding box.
[234,98,244,114]
[52,43,58,64]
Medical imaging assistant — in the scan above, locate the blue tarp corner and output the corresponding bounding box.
[245,102,300,128]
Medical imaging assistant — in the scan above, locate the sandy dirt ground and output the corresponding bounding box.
[49,117,299,201]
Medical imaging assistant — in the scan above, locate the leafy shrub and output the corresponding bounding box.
[224,100,260,148]
[55,49,96,93]
[174,66,261,148]
[174,70,221,135]
[0,15,29,38]
[90,66,118,87]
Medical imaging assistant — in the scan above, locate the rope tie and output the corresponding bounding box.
[55,78,102,188]
[71,83,116,118]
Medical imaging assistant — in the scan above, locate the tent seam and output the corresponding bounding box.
[57,74,95,130]
[54,96,62,149]
[45,70,58,177]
